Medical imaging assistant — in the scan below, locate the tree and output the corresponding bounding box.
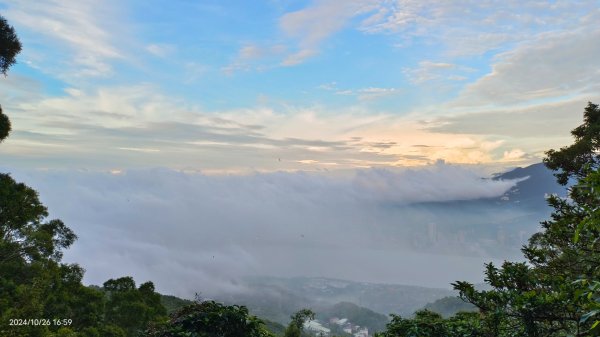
[0,14,22,142]
[284,309,315,337]
[0,174,77,263]
[0,174,81,336]
[144,300,273,337]
[374,309,484,337]
[453,102,600,337]
[103,277,167,337]
[0,17,130,337]
[375,310,447,337]
[0,15,21,75]
[0,105,10,143]
[544,102,600,185]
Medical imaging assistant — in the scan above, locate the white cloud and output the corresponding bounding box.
[318,83,399,100]
[8,164,522,294]
[359,0,598,57]
[281,48,318,66]
[279,0,381,65]
[357,87,398,101]
[146,44,176,58]
[503,149,526,161]
[403,61,471,84]
[118,147,161,153]
[455,27,600,106]
[2,81,553,170]
[271,0,598,78]
[223,43,287,74]
[3,0,125,79]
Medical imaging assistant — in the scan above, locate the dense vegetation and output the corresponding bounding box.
[422,296,477,318]
[373,102,600,336]
[317,302,389,332]
[3,13,600,337]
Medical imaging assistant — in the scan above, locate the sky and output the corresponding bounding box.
[1,0,599,295]
[1,0,599,172]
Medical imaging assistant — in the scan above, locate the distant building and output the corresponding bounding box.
[304,320,331,336]
[325,317,371,337]
[354,327,369,337]
[329,317,348,326]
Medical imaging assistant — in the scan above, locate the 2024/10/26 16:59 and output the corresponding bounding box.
[9,318,73,326]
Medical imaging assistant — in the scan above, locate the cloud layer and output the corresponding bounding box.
[7,163,520,296]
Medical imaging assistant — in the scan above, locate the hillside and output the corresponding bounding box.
[214,276,454,323]
[160,294,194,314]
[317,301,389,332]
[494,162,566,209]
[422,296,477,318]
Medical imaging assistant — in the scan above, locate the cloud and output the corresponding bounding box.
[2,81,549,170]
[318,82,399,101]
[1,84,409,170]
[279,0,380,65]
[428,98,595,139]
[357,87,399,101]
[223,43,287,74]
[7,163,522,295]
[454,27,600,106]
[2,0,125,79]
[145,44,176,58]
[502,149,526,161]
[403,61,473,84]
[359,0,598,57]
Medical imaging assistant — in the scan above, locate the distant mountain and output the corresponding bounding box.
[493,162,566,209]
[160,294,193,314]
[213,276,454,325]
[206,163,570,324]
[160,163,566,335]
[422,296,477,318]
[317,301,389,332]
[377,162,570,258]
[159,293,291,337]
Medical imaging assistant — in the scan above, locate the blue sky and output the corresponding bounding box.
[1,0,599,172]
[2,1,599,290]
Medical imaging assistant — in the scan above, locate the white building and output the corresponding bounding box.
[304,320,331,336]
[354,327,369,337]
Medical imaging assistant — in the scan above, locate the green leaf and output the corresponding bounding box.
[581,310,600,323]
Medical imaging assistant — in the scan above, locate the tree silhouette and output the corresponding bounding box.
[0,14,21,143]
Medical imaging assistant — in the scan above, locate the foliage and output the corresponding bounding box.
[0,173,77,263]
[0,173,80,336]
[144,300,273,337]
[374,309,484,337]
[377,309,447,337]
[0,14,21,75]
[0,14,21,142]
[284,309,315,337]
[318,301,389,332]
[544,102,600,186]
[103,277,167,337]
[0,15,170,337]
[374,101,600,337]
[570,169,600,335]
[452,102,600,337]
[0,105,10,143]
[263,319,287,337]
[423,296,477,318]
[3,10,600,336]
[0,180,167,336]
[160,295,194,315]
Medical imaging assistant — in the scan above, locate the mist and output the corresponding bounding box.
[5,162,527,298]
